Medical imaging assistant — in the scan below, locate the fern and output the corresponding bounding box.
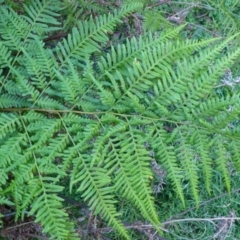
[63,0,108,30]
[143,9,174,31]
[206,0,240,36]
[1,1,240,239]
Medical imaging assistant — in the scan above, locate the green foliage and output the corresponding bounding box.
[1,0,240,239]
[154,0,240,39]
[205,0,240,35]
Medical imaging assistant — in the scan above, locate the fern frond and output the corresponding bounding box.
[102,38,217,113]
[58,117,130,239]
[27,118,62,151]
[0,94,29,108]
[0,42,13,68]
[109,133,162,230]
[194,94,239,118]
[207,0,240,35]
[0,197,13,206]
[213,137,231,192]
[149,123,185,205]
[29,188,78,239]
[174,127,199,205]
[70,149,130,239]
[23,0,62,35]
[115,118,160,225]
[20,38,57,80]
[229,140,240,171]
[211,102,240,130]
[55,3,142,71]
[148,35,233,115]
[0,7,30,49]
[173,36,240,116]
[0,113,21,138]
[63,0,108,30]
[191,129,213,195]
[143,9,174,31]
[2,2,240,239]
[98,25,186,77]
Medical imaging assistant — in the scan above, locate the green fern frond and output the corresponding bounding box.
[149,124,185,205]
[118,118,160,224]
[194,94,238,118]
[106,135,160,230]
[143,9,174,31]
[30,190,78,239]
[207,0,240,35]
[229,140,240,171]
[213,137,231,192]
[210,101,240,131]
[170,35,240,117]
[20,38,57,81]
[0,113,20,138]
[98,25,186,77]
[1,1,240,239]
[191,129,213,195]
[0,94,28,108]
[55,3,143,70]
[0,42,13,68]
[0,197,13,206]
[70,149,130,239]
[0,7,30,49]
[175,127,199,205]
[63,0,108,30]
[23,0,62,34]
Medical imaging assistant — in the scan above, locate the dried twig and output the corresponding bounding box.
[213,210,236,240]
